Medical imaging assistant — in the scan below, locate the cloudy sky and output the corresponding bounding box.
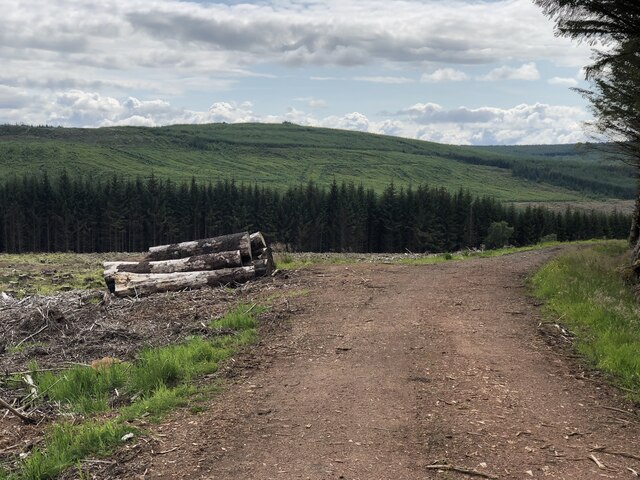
[0,0,597,145]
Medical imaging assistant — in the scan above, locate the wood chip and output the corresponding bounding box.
[156,447,178,455]
[589,454,606,469]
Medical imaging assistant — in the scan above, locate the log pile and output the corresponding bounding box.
[104,232,274,297]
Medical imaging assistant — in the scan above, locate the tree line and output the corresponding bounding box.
[0,173,631,254]
[534,0,640,272]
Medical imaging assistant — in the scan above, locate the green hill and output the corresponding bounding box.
[0,123,635,203]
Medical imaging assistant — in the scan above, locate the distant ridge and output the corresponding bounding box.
[0,123,634,202]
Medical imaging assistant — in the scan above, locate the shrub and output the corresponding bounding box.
[484,221,515,250]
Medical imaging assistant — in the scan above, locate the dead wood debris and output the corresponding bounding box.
[426,463,498,479]
[591,446,640,462]
[0,395,34,424]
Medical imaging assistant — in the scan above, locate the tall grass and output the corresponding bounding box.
[36,364,128,414]
[209,303,267,330]
[531,241,640,399]
[5,303,266,479]
[17,421,131,480]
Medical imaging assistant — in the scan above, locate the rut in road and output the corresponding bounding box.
[111,249,640,480]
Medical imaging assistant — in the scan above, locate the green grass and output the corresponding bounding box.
[273,240,598,270]
[0,123,634,202]
[35,364,129,414]
[209,303,268,330]
[16,421,131,480]
[0,252,133,298]
[531,241,640,400]
[3,303,265,479]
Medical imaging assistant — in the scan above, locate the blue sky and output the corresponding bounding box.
[0,0,597,145]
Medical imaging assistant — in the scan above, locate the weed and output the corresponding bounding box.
[531,240,640,400]
[17,421,132,480]
[128,337,224,395]
[34,364,128,414]
[120,385,194,422]
[8,302,268,478]
[209,303,267,331]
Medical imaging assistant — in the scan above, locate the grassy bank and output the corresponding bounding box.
[1,123,634,202]
[531,241,640,401]
[273,240,596,270]
[0,303,265,480]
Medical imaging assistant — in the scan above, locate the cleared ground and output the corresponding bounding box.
[70,248,640,479]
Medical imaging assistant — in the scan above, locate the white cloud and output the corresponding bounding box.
[0,0,594,147]
[353,76,414,84]
[320,112,371,132]
[479,63,540,81]
[396,101,589,145]
[0,85,31,109]
[23,88,588,145]
[421,68,469,83]
[548,77,579,87]
[0,0,589,98]
[294,97,328,109]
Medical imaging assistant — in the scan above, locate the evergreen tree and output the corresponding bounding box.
[534,0,640,269]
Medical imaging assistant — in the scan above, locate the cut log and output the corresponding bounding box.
[253,259,275,277]
[252,246,275,276]
[146,232,252,262]
[103,251,243,293]
[113,267,256,297]
[250,232,267,255]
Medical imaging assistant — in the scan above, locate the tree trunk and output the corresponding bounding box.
[103,250,243,293]
[113,266,256,297]
[147,232,252,262]
[631,192,640,273]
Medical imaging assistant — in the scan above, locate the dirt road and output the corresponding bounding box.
[111,249,639,479]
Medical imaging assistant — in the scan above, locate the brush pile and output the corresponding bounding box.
[104,232,274,297]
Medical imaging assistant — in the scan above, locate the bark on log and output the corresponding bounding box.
[113,267,256,297]
[146,232,252,262]
[104,251,243,293]
[253,259,275,277]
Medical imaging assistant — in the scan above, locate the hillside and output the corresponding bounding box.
[0,123,635,203]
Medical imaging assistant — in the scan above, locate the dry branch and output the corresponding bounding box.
[425,464,498,479]
[589,454,607,469]
[592,446,640,462]
[14,323,49,348]
[0,396,35,424]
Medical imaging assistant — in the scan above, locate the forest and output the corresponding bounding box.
[0,124,635,203]
[0,173,630,254]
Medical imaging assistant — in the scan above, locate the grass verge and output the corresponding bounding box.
[530,240,640,401]
[274,240,600,270]
[1,303,265,480]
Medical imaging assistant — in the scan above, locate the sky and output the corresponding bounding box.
[0,0,599,145]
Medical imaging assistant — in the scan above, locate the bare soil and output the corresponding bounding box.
[3,248,640,479]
